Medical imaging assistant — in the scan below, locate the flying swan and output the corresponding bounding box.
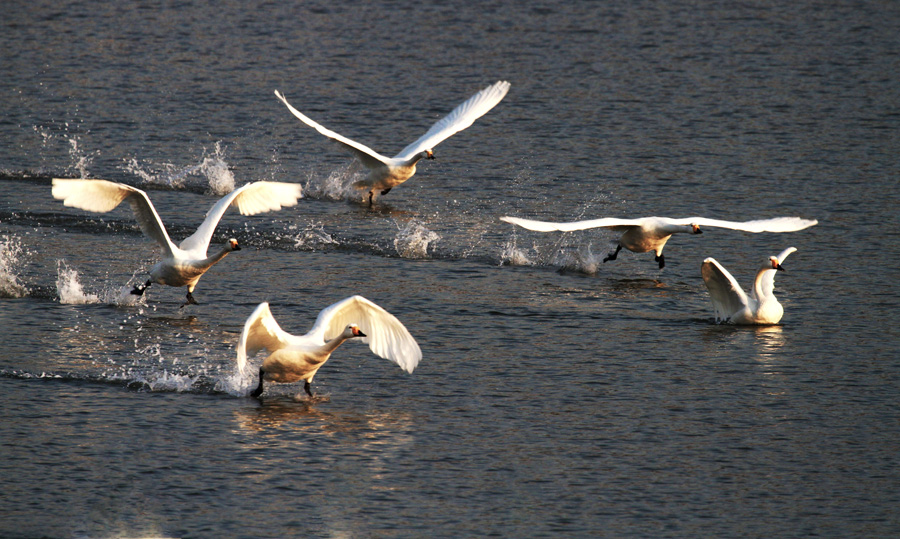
[236,296,421,398]
[51,178,303,306]
[701,247,797,325]
[499,215,817,269]
[274,81,510,205]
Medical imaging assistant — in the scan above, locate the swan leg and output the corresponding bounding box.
[180,291,199,308]
[367,191,375,206]
[655,254,665,269]
[130,280,152,296]
[304,380,313,397]
[251,368,265,398]
[603,245,622,263]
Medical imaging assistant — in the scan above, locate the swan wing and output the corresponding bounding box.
[701,257,750,323]
[179,181,303,254]
[757,247,797,300]
[394,81,510,160]
[674,216,818,233]
[310,296,421,373]
[274,90,392,169]
[52,178,176,254]
[500,215,639,233]
[236,302,294,377]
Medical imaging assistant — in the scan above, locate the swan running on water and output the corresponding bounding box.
[275,81,510,205]
[51,178,303,306]
[500,215,817,269]
[701,247,797,325]
[236,296,421,398]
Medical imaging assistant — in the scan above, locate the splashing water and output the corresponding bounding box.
[0,236,29,298]
[66,136,99,178]
[301,162,360,200]
[200,142,235,195]
[551,243,604,275]
[394,219,440,259]
[56,261,101,304]
[499,237,534,266]
[293,223,339,249]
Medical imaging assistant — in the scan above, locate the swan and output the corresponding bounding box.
[274,80,510,205]
[51,178,303,306]
[236,296,421,398]
[499,215,817,269]
[701,247,797,325]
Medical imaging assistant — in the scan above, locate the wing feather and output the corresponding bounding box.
[52,178,175,253]
[310,296,421,373]
[500,215,639,232]
[701,257,749,323]
[179,181,303,254]
[674,216,818,233]
[394,81,510,160]
[236,302,294,376]
[274,90,391,169]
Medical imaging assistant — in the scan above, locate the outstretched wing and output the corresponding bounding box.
[179,181,303,254]
[394,81,510,160]
[758,247,797,300]
[701,257,749,323]
[236,302,294,377]
[52,178,176,254]
[673,216,818,233]
[274,90,391,169]
[309,295,421,373]
[500,215,640,233]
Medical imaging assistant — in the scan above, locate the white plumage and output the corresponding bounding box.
[275,81,510,204]
[51,178,303,305]
[237,296,421,398]
[500,215,817,269]
[701,247,797,325]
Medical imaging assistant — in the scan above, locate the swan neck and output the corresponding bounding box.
[200,245,233,268]
[753,267,771,299]
[322,333,352,355]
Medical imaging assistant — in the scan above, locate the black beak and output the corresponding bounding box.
[356,330,367,338]
[427,152,435,160]
[233,244,242,251]
[694,228,703,235]
[776,264,785,271]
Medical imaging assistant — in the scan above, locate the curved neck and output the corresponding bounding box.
[752,267,773,300]
[321,333,353,355]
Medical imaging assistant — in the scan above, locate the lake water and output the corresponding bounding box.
[2,1,899,537]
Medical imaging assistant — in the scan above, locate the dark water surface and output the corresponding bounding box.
[2,1,899,537]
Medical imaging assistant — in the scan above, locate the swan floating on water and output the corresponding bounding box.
[51,178,303,306]
[275,81,510,205]
[236,296,421,398]
[701,247,797,325]
[500,215,817,269]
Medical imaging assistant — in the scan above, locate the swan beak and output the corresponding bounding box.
[425,150,435,160]
[776,263,785,272]
[692,225,703,234]
[230,240,242,251]
[352,327,367,338]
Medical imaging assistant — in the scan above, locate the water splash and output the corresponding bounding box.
[66,136,99,178]
[499,237,534,266]
[199,141,235,195]
[56,261,101,304]
[551,243,605,274]
[293,223,339,249]
[301,162,360,200]
[0,236,29,298]
[394,219,440,259]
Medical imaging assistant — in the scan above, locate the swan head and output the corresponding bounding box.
[227,238,241,251]
[424,149,435,160]
[347,324,367,338]
[691,223,703,235]
[769,256,784,271]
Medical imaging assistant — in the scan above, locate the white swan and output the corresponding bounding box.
[500,215,817,269]
[237,296,421,398]
[274,81,511,205]
[51,178,303,306]
[701,247,797,325]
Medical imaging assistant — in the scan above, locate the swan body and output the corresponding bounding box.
[500,215,817,269]
[275,80,510,204]
[51,178,303,305]
[701,247,797,325]
[237,296,421,398]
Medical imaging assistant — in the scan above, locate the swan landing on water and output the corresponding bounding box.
[275,81,510,205]
[51,178,303,306]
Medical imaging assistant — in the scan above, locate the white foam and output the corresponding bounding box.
[0,235,29,298]
[56,260,101,304]
[394,219,440,259]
